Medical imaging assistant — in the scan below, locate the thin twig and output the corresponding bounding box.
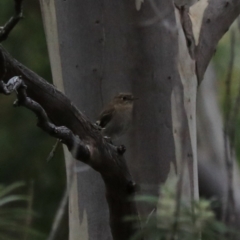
[222,30,236,226]
[24,180,34,240]
[46,160,75,240]
[224,30,235,125]
[0,76,90,161]
[145,208,156,225]
[0,0,24,42]
[46,139,60,162]
[229,81,240,149]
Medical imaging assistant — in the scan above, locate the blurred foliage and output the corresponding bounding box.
[213,23,240,104]
[0,182,45,240]
[212,20,240,162]
[0,1,67,239]
[128,186,239,240]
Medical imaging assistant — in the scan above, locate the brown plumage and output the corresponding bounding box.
[96,93,137,139]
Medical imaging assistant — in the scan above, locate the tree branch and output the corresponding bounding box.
[0,45,141,240]
[196,0,240,82]
[0,76,90,162]
[0,0,24,42]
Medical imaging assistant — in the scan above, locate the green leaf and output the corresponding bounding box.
[0,182,25,199]
[0,195,28,207]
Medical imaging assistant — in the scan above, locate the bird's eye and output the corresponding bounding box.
[122,96,127,101]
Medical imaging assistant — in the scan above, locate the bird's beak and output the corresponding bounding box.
[132,97,139,100]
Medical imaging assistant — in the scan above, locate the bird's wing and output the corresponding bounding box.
[97,106,115,128]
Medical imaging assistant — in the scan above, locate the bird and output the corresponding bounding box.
[96,93,138,140]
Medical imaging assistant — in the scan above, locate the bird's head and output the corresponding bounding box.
[113,93,138,105]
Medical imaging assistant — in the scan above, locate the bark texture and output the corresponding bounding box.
[38,0,240,239]
[40,1,179,239]
[196,0,240,82]
[0,0,237,239]
[0,46,141,240]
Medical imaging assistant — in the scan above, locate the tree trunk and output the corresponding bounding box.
[38,0,240,239]
[40,2,180,239]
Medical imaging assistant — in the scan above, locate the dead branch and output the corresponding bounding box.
[0,46,141,240]
[0,76,90,161]
[0,0,24,42]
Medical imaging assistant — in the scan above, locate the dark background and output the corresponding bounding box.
[0,1,66,238]
[0,0,239,239]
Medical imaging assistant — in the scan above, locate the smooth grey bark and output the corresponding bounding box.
[196,0,240,82]
[51,1,177,239]
[38,0,240,239]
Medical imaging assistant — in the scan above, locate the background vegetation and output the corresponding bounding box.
[0,1,66,239]
[213,23,240,162]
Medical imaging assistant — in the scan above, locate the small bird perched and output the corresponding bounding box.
[96,93,137,140]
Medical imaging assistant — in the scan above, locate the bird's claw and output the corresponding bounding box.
[104,136,113,144]
[117,144,126,155]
